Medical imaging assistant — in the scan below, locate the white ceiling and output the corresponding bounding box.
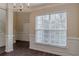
[13,3,51,12]
[27,3,47,7]
[0,3,49,9]
[13,3,50,8]
[0,3,62,12]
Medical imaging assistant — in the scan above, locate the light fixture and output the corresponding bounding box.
[13,3,16,8]
[19,3,23,12]
[27,3,30,8]
[13,3,30,12]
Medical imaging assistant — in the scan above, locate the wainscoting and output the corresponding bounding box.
[0,40,59,56]
[0,33,5,47]
[15,33,29,41]
[30,34,79,56]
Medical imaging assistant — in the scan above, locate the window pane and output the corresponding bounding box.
[50,30,67,46]
[43,30,50,43]
[50,13,67,30]
[36,16,43,29]
[36,30,44,42]
[43,15,49,30]
[0,9,6,33]
[50,14,56,29]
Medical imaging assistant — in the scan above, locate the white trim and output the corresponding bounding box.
[68,37,79,40]
[29,34,79,40]
[5,49,13,53]
[29,47,72,56]
[29,34,79,56]
[17,39,29,42]
[14,40,16,43]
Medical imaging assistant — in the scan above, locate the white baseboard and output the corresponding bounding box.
[14,40,16,43]
[5,49,13,53]
[29,46,72,56]
[16,39,29,42]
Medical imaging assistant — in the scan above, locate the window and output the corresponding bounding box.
[35,12,67,47]
[0,9,6,33]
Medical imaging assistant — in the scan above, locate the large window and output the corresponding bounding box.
[35,12,67,47]
[0,9,6,33]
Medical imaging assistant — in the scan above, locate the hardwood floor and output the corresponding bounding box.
[0,40,59,56]
[0,46,5,54]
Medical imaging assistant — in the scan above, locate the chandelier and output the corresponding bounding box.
[13,3,30,12]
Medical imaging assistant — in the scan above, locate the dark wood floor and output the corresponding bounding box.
[0,46,5,54]
[0,40,59,56]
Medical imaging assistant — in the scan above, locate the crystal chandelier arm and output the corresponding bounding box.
[27,3,30,8]
[13,3,16,8]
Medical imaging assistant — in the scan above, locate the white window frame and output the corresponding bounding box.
[35,12,67,48]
